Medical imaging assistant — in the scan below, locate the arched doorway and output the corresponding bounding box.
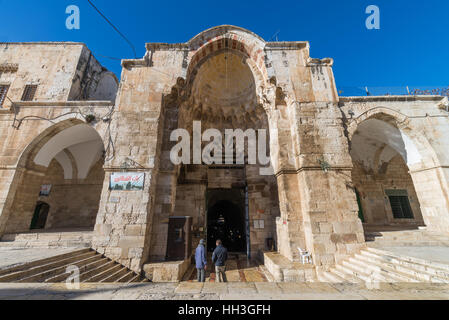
[147,35,281,262]
[2,120,105,235]
[350,115,426,233]
[30,202,50,230]
[206,189,247,253]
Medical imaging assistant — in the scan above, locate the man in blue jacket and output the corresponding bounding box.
[195,239,207,282]
[212,239,228,282]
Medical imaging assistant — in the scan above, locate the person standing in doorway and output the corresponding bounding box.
[212,239,228,282]
[195,239,207,282]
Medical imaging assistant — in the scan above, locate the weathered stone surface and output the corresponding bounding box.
[0,26,448,282]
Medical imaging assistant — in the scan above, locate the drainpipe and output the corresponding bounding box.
[245,184,251,259]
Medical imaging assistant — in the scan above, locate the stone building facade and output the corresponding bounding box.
[0,26,448,279]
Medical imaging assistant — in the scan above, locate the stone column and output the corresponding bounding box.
[267,103,308,262]
[292,101,365,269]
[91,108,163,272]
[91,62,181,272]
[407,115,449,233]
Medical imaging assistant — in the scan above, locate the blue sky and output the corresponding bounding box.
[1,0,448,90]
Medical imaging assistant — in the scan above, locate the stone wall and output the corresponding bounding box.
[3,157,104,233]
[0,43,117,106]
[0,43,115,238]
[165,164,280,261]
[352,155,425,226]
[91,60,183,271]
[43,158,104,229]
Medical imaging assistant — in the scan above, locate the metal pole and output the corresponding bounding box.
[245,185,251,259]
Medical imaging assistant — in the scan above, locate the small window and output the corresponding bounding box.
[0,85,9,107]
[386,189,414,219]
[21,84,38,101]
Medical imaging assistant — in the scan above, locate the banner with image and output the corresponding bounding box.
[110,172,145,191]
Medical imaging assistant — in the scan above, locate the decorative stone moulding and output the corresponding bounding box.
[437,97,449,111]
[307,58,334,66]
[0,63,19,72]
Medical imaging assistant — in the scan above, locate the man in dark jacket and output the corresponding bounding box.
[212,239,228,282]
[195,239,207,282]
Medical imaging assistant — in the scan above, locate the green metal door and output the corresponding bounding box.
[355,189,365,223]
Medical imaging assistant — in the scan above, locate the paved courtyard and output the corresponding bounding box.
[183,253,269,282]
[0,247,449,300]
[0,247,77,270]
[0,282,449,300]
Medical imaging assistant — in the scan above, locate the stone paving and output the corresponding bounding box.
[0,282,449,300]
[0,247,76,270]
[382,246,449,265]
[184,254,268,282]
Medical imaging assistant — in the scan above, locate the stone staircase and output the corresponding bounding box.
[0,229,93,248]
[318,247,449,283]
[364,228,449,247]
[0,248,148,283]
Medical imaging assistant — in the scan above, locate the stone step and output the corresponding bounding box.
[330,265,364,283]
[117,270,136,283]
[45,256,110,283]
[327,247,449,284]
[346,256,417,282]
[128,274,143,283]
[18,253,102,283]
[79,260,117,282]
[0,249,147,283]
[99,266,130,283]
[364,230,449,247]
[358,251,437,282]
[0,248,90,277]
[335,261,391,283]
[0,250,97,282]
[368,241,449,247]
[352,253,424,282]
[83,264,123,282]
[317,270,346,283]
[363,248,449,281]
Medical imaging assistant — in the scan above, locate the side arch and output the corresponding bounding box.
[0,118,106,235]
[348,108,449,232]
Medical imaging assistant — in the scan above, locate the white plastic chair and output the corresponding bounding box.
[298,248,312,265]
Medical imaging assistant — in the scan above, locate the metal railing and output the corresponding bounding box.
[337,86,449,97]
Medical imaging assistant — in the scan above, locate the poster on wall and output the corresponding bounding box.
[109,172,145,191]
[39,184,52,197]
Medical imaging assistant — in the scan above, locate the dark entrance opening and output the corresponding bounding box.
[30,201,50,230]
[166,216,192,261]
[206,189,246,253]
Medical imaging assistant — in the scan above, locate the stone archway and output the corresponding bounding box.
[206,189,246,253]
[349,111,449,234]
[146,30,282,262]
[0,119,106,236]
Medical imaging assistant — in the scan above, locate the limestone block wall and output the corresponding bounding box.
[352,155,424,226]
[43,158,104,229]
[68,45,118,101]
[0,43,84,104]
[3,167,45,233]
[3,157,104,233]
[92,50,185,271]
[0,43,117,106]
[0,43,116,237]
[246,166,280,259]
[267,42,365,268]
